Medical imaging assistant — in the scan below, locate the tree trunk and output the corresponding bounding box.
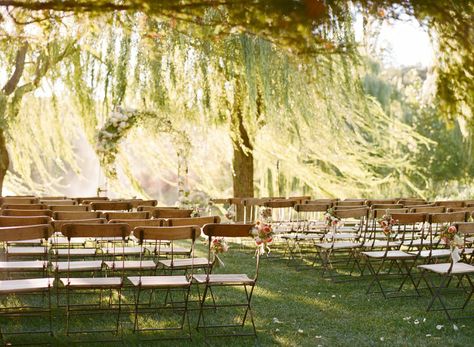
[230,80,254,221]
[0,128,9,196]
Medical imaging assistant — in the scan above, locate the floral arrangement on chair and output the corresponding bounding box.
[260,207,272,221]
[210,237,229,267]
[377,213,398,237]
[439,224,464,263]
[324,208,340,228]
[251,221,274,255]
[225,205,236,221]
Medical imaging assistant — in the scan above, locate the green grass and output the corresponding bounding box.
[2,240,474,346]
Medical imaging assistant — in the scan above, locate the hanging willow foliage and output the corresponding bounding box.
[0,4,455,199]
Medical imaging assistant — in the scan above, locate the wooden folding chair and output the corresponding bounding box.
[0,217,51,279]
[1,216,52,261]
[128,226,198,340]
[0,224,54,342]
[159,217,221,273]
[362,213,427,298]
[106,219,165,273]
[58,223,130,337]
[194,223,259,340]
[313,207,369,280]
[418,222,474,320]
[281,203,329,265]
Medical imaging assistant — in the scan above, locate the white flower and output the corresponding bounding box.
[436,325,444,330]
[380,337,384,341]
[426,334,431,337]
[298,329,304,333]
[453,324,459,331]
[119,121,127,128]
[272,317,282,324]
[413,320,419,325]
[275,328,280,332]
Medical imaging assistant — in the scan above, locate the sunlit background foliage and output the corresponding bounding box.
[0,1,472,203]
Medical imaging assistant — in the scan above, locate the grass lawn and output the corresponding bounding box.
[2,239,474,346]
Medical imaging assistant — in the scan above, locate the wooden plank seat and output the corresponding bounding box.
[0,277,55,294]
[59,277,122,288]
[54,248,97,256]
[104,260,156,271]
[6,246,48,256]
[53,260,103,272]
[159,257,212,269]
[0,260,48,271]
[128,275,189,288]
[145,246,190,255]
[101,246,144,255]
[193,274,255,285]
[418,262,474,274]
[361,250,418,259]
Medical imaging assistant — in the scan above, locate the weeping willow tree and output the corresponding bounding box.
[56,11,429,202]
[0,1,471,200]
[0,11,79,195]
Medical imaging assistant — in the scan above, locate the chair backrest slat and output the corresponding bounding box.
[334,207,369,219]
[0,216,51,227]
[454,222,474,236]
[40,199,76,205]
[372,208,408,218]
[52,218,106,232]
[0,224,52,241]
[90,201,132,211]
[109,218,165,229]
[370,204,403,210]
[61,223,130,238]
[153,209,193,219]
[391,212,426,224]
[202,223,254,238]
[167,216,221,227]
[294,203,330,212]
[410,206,445,213]
[1,204,46,210]
[135,226,197,241]
[1,209,52,217]
[429,212,468,224]
[102,211,150,220]
[263,200,296,208]
[49,205,90,212]
[435,200,466,208]
[53,211,102,220]
[75,196,108,204]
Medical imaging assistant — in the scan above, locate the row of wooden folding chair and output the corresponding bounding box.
[0,222,259,343]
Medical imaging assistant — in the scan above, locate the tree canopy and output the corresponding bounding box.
[0,1,472,201]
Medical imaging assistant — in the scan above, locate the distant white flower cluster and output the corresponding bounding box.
[95,107,139,177]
